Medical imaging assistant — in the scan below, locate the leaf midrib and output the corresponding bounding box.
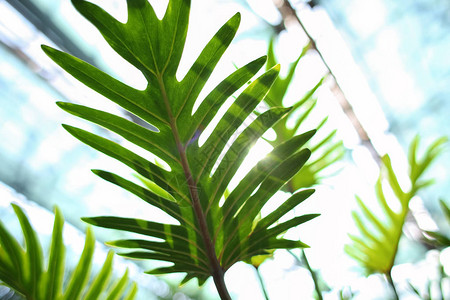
[157,64,224,275]
[139,2,224,274]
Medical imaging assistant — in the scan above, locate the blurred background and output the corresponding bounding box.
[0,0,449,299]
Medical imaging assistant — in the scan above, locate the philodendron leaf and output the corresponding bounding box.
[439,199,450,224]
[0,204,137,300]
[43,0,318,295]
[345,137,447,276]
[422,199,450,248]
[264,37,345,192]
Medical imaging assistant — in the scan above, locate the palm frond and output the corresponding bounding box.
[0,204,136,299]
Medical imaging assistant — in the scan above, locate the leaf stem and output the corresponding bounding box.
[301,250,323,300]
[181,135,231,299]
[253,266,270,300]
[186,167,230,299]
[438,262,445,300]
[288,249,323,300]
[158,76,231,299]
[385,270,399,300]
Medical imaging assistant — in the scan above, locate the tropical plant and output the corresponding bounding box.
[42,0,320,298]
[0,203,137,300]
[406,199,450,300]
[246,37,345,300]
[345,136,447,299]
[264,39,345,192]
[423,199,450,248]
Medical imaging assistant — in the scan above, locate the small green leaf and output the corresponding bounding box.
[440,200,450,224]
[84,251,114,300]
[12,204,43,298]
[41,206,65,300]
[123,282,138,300]
[106,269,129,300]
[0,204,138,299]
[346,137,446,276]
[256,189,315,230]
[63,227,95,300]
[0,220,25,292]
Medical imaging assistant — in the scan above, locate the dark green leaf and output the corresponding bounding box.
[46,0,320,288]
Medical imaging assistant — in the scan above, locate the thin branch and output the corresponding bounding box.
[385,271,400,300]
[272,0,381,164]
[253,266,270,300]
[438,262,445,300]
[301,250,323,300]
[288,249,323,300]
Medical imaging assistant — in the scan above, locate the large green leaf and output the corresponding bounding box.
[43,0,318,292]
[0,204,137,300]
[345,136,447,275]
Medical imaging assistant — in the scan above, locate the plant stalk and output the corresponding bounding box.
[285,183,323,300]
[438,262,445,300]
[300,250,323,300]
[385,270,399,300]
[253,266,270,300]
[186,172,230,299]
[179,120,231,300]
[159,76,231,299]
[288,249,323,299]
[272,0,381,164]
